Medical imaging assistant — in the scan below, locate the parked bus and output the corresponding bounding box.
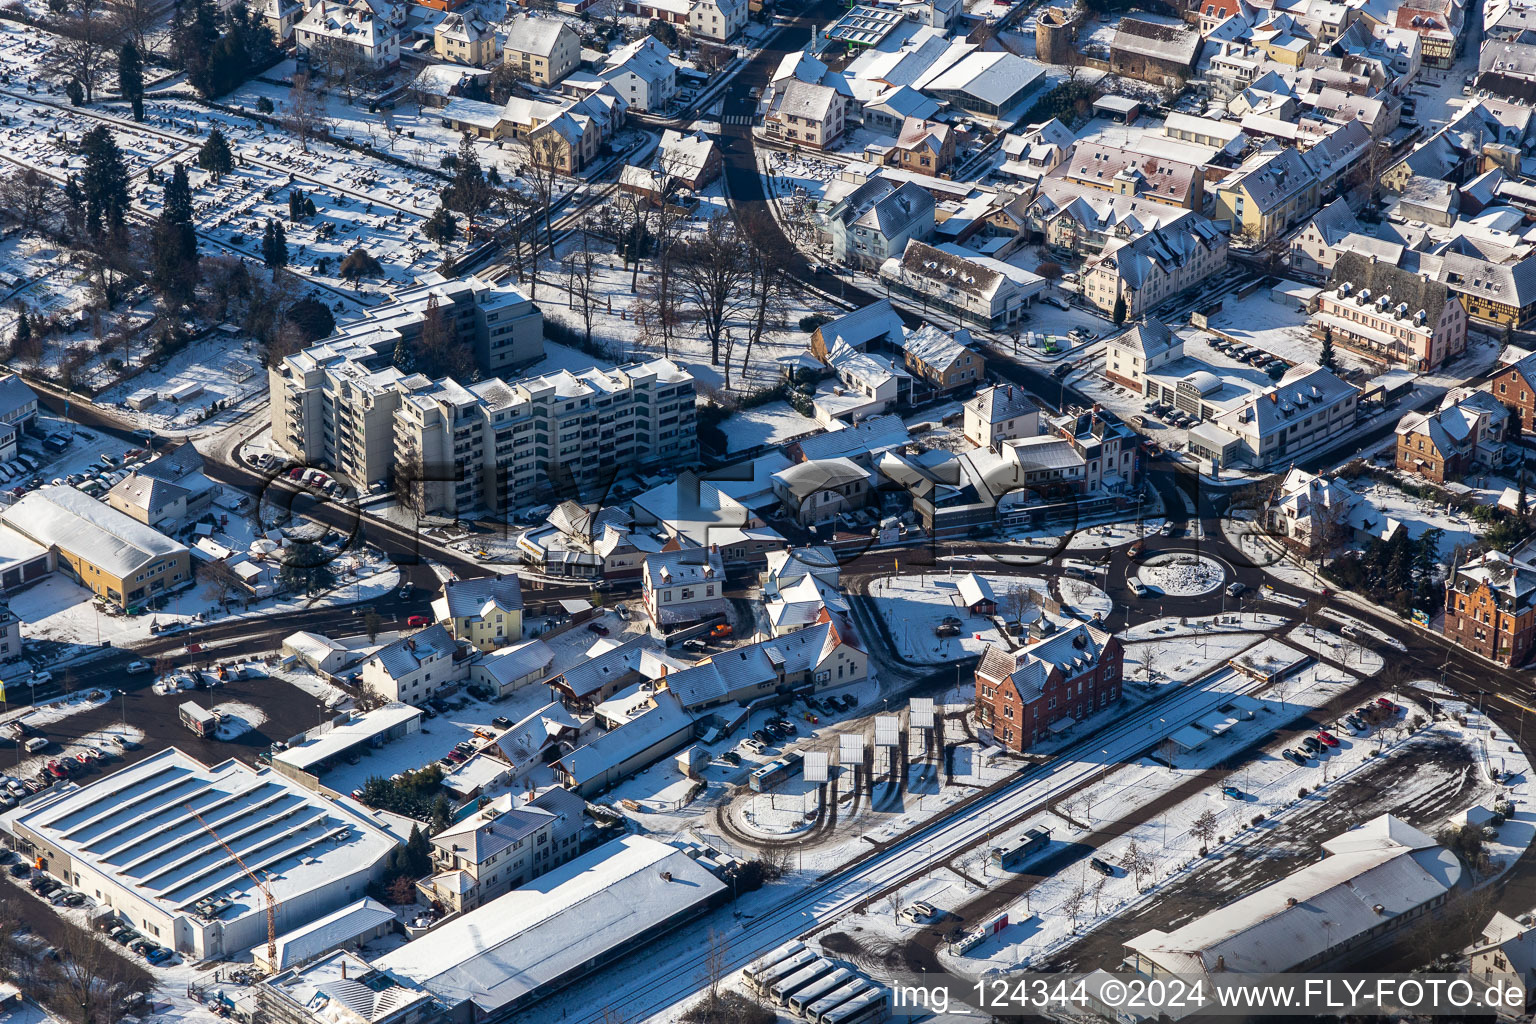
[750,751,804,793]
[788,968,856,1017]
[770,958,836,1007]
[819,988,889,1024]
[806,980,872,1022]
[747,949,817,996]
[744,941,805,988]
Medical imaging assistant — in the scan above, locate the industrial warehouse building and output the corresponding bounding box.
[0,485,192,609]
[1123,815,1461,976]
[374,835,727,1021]
[5,748,396,960]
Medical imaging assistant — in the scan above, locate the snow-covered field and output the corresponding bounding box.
[1346,476,1483,563]
[718,400,820,453]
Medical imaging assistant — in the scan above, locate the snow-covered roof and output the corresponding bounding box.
[0,485,188,579]
[504,13,572,56]
[773,458,871,498]
[12,748,395,931]
[554,691,696,783]
[439,574,523,621]
[495,700,579,766]
[966,383,1039,425]
[375,835,724,1016]
[816,299,906,350]
[274,704,423,773]
[1126,815,1458,974]
[266,898,395,971]
[0,374,36,420]
[367,624,458,680]
[476,639,554,687]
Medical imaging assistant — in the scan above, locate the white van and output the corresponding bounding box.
[126,660,150,675]
[23,737,48,754]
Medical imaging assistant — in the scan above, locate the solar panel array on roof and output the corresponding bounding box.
[838,734,864,764]
[804,751,830,783]
[874,716,900,747]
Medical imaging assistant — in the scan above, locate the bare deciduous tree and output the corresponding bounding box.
[1189,809,1219,852]
[284,74,333,155]
[674,213,754,365]
[1062,879,1087,929]
[49,0,122,104]
[0,167,58,232]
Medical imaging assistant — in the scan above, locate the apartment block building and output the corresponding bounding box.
[419,790,585,915]
[271,283,698,517]
[975,622,1124,753]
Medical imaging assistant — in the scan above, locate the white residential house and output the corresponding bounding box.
[418,790,584,914]
[293,0,402,69]
[1104,315,1184,392]
[434,12,498,67]
[600,36,676,112]
[771,458,875,527]
[764,80,848,150]
[964,384,1041,448]
[503,15,579,85]
[1289,198,1362,279]
[642,547,726,628]
[688,0,747,41]
[360,624,465,704]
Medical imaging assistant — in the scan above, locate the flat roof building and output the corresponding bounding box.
[374,835,727,1020]
[7,748,396,961]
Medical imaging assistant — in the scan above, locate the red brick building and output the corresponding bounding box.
[1489,353,1536,434]
[975,623,1124,752]
[1444,550,1536,667]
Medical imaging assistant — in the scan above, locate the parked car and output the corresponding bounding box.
[751,729,772,745]
[1221,785,1243,799]
[586,622,610,636]
[1344,714,1367,732]
[7,863,28,878]
[1283,748,1307,765]
[1089,857,1115,876]
[30,671,52,686]
[1376,697,1398,711]
[1128,578,1150,598]
[146,947,174,965]
[492,716,512,729]
[743,738,766,753]
[721,750,741,766]
[1226,582,1246,598]
[406,615,429,628]
[1300,736,1323,754]
[1316,730,1339,747]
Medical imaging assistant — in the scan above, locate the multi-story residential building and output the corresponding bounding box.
[974,622,1124,752]
[1316,251,1467,370]
[419,789,585,915]
[261,0,304,41]
[1048,407,1141,491]
[892,117,954,174]
[899,323,985,391]
[879,240,1047,330]
[434,12,498,66]
[771,458,874,527]
[825,177,935,271]
[642,547,725,628]
[433,575,524,651]
[360,624,465,704]
[271,295,695,517]
[293,0,402,69]
[390,359,697,518]
[1080,220,1229,318]
[600,36,676,112]
[1104,314,1183,392]
[503,15,578,84]
[764,80,848,150]
[1055,142,1205,210]
[1264,467,1400,555]
[1488,351,1536,432]
[964,384,1041,448]
[1212,144,1320,246]
[1188,364,1359,469]
[1289,198,1361,279]
[1395,390,1509,483]
[687,0,747,41]
[1444,550,1536,667]
[1025,180,1209,257]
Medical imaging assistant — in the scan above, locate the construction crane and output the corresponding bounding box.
[186,804,278,969]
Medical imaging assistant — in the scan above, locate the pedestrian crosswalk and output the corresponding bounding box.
[723,114,753,125]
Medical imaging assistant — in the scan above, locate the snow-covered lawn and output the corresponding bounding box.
[1345,476,1483,563]
[1135,553,1226,597]
[718,401,820,453]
